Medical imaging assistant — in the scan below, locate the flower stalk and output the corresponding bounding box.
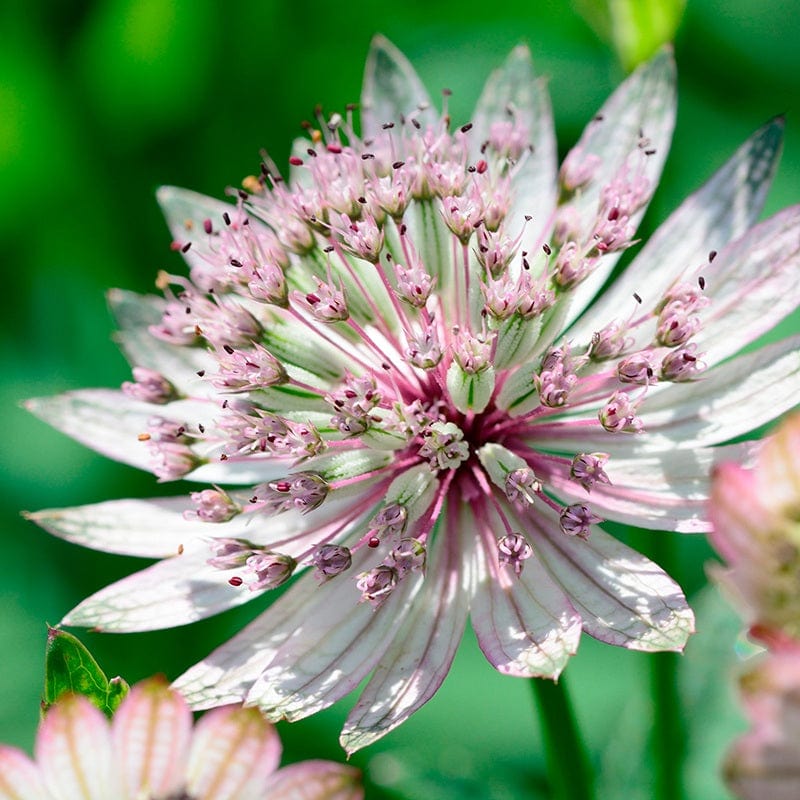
[531,675,596,800]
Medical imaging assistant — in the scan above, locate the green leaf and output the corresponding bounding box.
[43,627,129,717]
[573,0,687,71]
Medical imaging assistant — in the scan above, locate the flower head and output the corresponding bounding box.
[709,413,800,641]
[26,36,800,752]
[0,678,362,800]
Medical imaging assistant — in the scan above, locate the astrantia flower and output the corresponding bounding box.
[724,641,800,800]
[0,678,362,800]
[709,413,800,641]
[26,37,800,750]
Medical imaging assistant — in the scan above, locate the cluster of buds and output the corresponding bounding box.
[252,472,329,515]
[142,416,203,481]
[185,488,240,523]
[536,346,580,408]
[327,372,383,437]
[122,367,177,404]
[219,407,325,460]
[207,537,296,590]
[497,532,534,575]
[569,453,611,492]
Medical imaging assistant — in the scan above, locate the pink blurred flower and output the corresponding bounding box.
[25,36,800,750]
[0,678,361,800]
[709,413,800,642]
[724,642,800,800]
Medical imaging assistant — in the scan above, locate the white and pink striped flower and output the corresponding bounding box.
[0,678,361,800]
[723,640,800,800]
[709,413,800,642]
[26,37,800,751]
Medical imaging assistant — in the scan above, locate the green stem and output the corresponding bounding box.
[530,675,595,800]
[649,536,686,800]
[651,651,685,800]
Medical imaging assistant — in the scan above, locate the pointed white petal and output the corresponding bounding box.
[559,49,677,329]
[570,118,785,344]
[173,570,328,710]
[638,335,800,449]
[112,679,191,800]
[156,186,239,280]
[26,497,207,558]
[531,335,800,454]
[35,695,113,800]
[531,509,694,651]
[108,289,217,396]
[185,706,281,800]
[0,746,46,800]
[471,45,558,249]
[246,561,423,722]
[692,205,800,365]
[360,35,435,140]
[24,388,295,484]
[171,490,382,708]
[340,505,472,753]
[25,390,210,473]
[544,442,759,533]
[62,541,255,632]
[263,762,363,800]
[471,505,582,679]
[27,488,374,559]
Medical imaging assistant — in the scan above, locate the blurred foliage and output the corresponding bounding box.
[2,0,800,798]
[573,0,686,71]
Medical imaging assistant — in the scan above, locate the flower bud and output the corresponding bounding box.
[497,532,533,576]
[313,544,353,580]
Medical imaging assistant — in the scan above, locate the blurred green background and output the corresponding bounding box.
[2,0,800,797]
